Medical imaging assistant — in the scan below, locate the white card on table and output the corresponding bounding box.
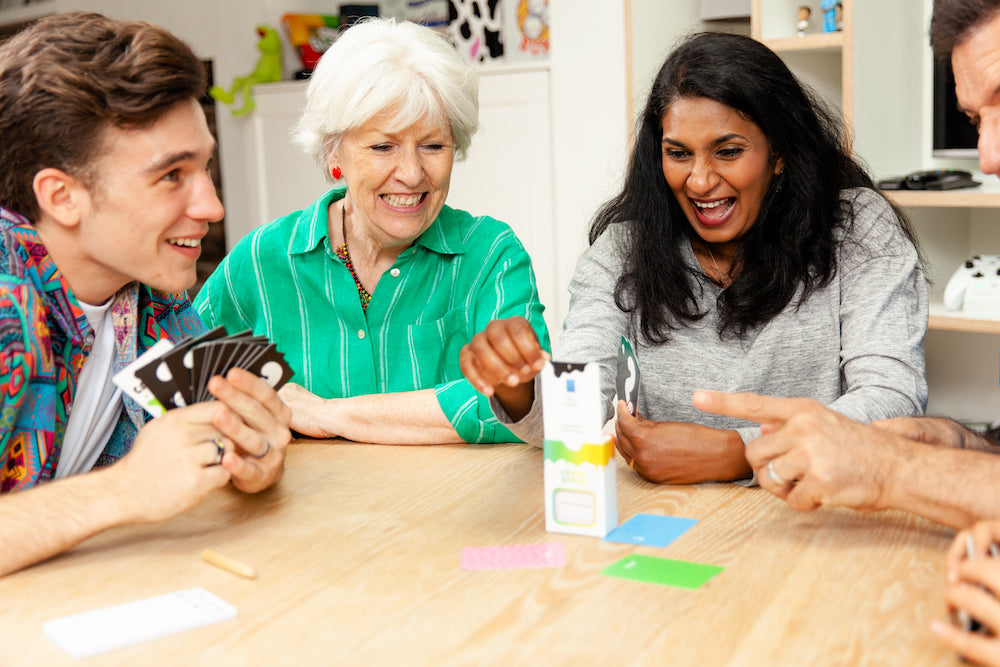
[43,587,237,658]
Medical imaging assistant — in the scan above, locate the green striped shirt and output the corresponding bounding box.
[194,187,550,443]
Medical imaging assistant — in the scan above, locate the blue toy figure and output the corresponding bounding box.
[820,0,841,32]
[210,26,282,116]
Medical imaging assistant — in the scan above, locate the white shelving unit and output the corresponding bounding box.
[753,0,1000,419]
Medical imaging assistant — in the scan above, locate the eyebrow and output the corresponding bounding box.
[958,81,1000,121]
[144,144,217,175]
[662,133,745,146]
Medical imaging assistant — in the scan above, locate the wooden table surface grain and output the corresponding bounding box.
[0,442,961,666]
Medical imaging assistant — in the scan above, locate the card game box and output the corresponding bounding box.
[541,361,617,538]
[113,326,293,417]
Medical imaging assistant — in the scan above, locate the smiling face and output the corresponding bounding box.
[661,96,782,257]
[61,98,224,303]
[334,111,454,252]
[951,10,1000,177]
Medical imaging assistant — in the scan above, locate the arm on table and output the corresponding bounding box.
[693,390,1000,529]
[614,401,751,484]
[0,368,290,577]
[280,384,463,444]
[0,404,231,577]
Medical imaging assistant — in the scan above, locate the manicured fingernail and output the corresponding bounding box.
[506,374,519,385]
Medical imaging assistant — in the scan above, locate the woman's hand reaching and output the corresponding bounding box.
[459,317,548,421]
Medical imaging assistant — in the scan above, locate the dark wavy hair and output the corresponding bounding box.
[590,31,916,343]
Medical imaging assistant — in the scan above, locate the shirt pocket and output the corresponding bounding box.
[402,308,470,388]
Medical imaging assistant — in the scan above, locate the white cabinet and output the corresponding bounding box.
[240,82,328,238]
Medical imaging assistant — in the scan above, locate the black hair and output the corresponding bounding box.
[589,31,916,343]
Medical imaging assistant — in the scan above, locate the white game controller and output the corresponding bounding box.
[943,255,1000,315]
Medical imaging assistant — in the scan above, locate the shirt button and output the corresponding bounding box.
[390,268,400,277]
[358,330,366,339]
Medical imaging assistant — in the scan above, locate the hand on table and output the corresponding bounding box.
[279,382,339,439]
[459,316,547,421]
[933,520,1000,666]
[614,401,750,484]
[691,390,900,512]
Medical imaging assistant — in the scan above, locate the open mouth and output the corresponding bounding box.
[381,193,426,208]
[692,198,735,223]
[167,237,202,248]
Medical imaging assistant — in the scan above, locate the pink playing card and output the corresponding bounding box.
[460,543,567,570]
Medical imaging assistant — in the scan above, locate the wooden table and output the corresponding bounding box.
[0,442,961,666]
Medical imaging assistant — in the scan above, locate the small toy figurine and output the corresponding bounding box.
[820,0,841,33]
[210,25,282,117]
[796,5,811,36]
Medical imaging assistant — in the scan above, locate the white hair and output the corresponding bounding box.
[293,18,479,169]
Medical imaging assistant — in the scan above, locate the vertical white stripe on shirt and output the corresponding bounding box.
[380,265,408,391]
[288,247,313,387]
[250,231,273,339]
[221,253,251,326]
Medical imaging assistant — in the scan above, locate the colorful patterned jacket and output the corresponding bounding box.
[0,207,204,492]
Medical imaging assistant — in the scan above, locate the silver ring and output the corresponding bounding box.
[766,460,788,486]
[254,441,271,459]
[213,438,225,465]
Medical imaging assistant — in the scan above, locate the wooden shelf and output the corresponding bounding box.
[885,188,1000,208]
[929,304,1000,334]
[764,31,843,53]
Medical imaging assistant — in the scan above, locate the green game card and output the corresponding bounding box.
[601,554,723,589]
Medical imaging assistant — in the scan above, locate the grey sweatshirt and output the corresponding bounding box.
[493,188,928,480]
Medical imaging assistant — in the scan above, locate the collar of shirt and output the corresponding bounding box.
[287,186,467,259]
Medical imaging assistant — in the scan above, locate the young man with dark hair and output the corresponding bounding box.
[0,11,291,577]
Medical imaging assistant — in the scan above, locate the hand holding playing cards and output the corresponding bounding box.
[460,317,548,421]
[114,327,294,496]
[111,403,234,522]
[206,367,291,493]
[934,521,1000,666]
[614,401,750,484]
[113,367,292,517]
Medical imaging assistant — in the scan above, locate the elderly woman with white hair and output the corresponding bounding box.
[195,18,548,444]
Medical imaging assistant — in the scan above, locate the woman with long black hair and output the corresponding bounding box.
[460,31,926,485]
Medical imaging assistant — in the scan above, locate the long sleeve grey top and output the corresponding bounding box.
[492,188,928,473]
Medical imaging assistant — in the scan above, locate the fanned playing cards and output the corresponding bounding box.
[113,326,294,416]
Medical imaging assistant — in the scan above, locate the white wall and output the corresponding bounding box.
[547,0,630,338]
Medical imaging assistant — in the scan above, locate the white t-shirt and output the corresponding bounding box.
[55,300,123,478]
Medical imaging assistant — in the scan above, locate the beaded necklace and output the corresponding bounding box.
[334,204,372,311]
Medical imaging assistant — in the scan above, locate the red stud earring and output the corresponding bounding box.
[331,166,342,180]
